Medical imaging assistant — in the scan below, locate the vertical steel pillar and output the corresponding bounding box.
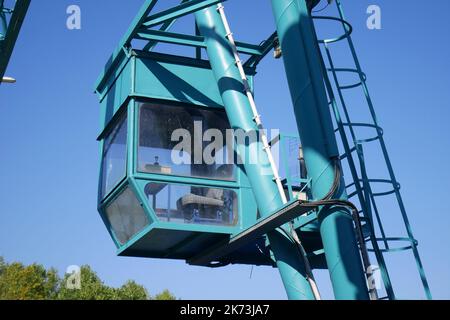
[195,5,315,300]
[0,5,6,41]
[270,0,369,299]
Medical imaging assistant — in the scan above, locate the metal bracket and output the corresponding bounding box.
[188,200,313,266]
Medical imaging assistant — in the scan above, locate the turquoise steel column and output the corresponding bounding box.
[270,0,369,299]
[195,5,315,300]
[0,5,6,41]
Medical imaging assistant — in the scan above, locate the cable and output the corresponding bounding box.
[276,225,321,300]
[289,224,322,300]
[295,156,378,299]
[298,198,378,300]
[273,156,340,300]
[312,0,331,13]
[321,157,341,200]
[254,232,321,300]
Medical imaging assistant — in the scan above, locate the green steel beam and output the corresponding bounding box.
[243,32,277,68]
[195,22,201,58]
[142,0,190,52]
[143,0,227,28]
[94,0,268,94]
[270,0,370,300]
[140,0,268,63]
[189,200,313,266]
[0,2,7,41]
[95,0,159,92]
[225,41,263,56]
[96,0,234,93]
[0,0,30,83]
[195,4,315,301]
[136,28,263,56]
[137,29,205,48]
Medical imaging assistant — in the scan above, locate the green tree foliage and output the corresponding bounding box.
[57,265,119,300]
[0,261,58,300]
[57,266,149,300]
[115,280,149,300]
[0,257,174,300]
[154,289,176,300]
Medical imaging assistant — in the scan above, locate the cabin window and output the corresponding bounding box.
[138,102,235,181]
[101,113,128,197]
[105,187,150,245]
[145,182,238,226]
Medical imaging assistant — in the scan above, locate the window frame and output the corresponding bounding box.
[142,181,239,227]
[104,184,151,246]
[133,99,238,184]
[99,179,154,248]
[99,105,129,202]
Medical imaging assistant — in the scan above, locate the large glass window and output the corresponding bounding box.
[145,182,238,226]
[138,102,235,181]
[105,187,150,245]
[101,113,127,197]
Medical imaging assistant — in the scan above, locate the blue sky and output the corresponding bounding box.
[1,0,449,299]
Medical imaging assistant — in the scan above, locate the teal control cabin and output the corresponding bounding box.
[95,49,324,269]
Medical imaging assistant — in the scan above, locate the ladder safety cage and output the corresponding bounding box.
[311,0,432,300]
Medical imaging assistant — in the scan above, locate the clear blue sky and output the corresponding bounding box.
[1,0,449,299]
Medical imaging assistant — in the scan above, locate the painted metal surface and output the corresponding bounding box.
[194,5,315,300]
[0,0,30,83]
[95,51,249,127]
[94,0,267,95]
[0,4,7,41]
[94,0,432,300]
[96,56,270,267]
[270,0,369,300]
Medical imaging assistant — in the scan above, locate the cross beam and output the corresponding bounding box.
[142,0,227,28]
[188,200,314,266]
[136,29,264,56]
[95,0,277,93]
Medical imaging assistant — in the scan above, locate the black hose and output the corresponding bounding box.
[299,198,378,299]
[320,157,341,201]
